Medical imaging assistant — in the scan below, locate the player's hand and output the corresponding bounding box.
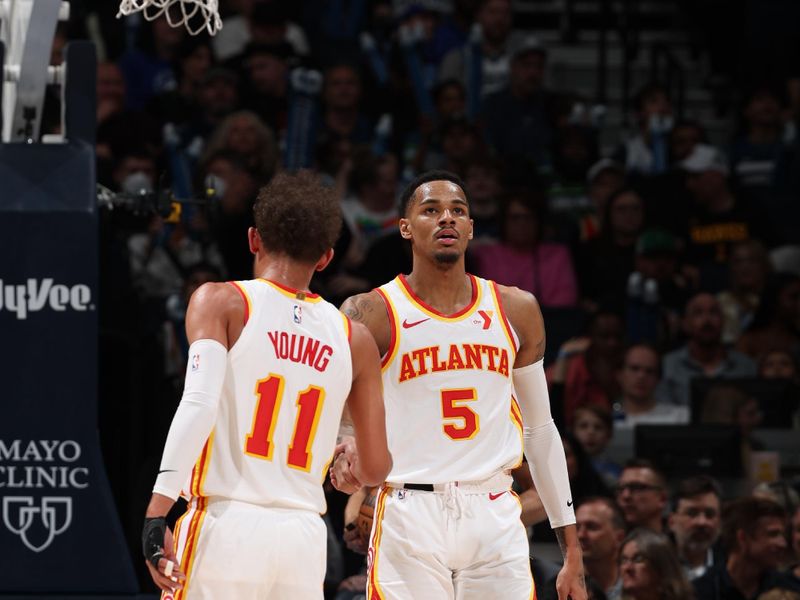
[330,438,362,494]
[143,519,185,593]
[555,552,587,600]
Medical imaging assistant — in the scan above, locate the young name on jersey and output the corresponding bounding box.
[267,331,334,373]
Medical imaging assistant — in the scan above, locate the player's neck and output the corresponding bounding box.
[254,255,314,293]
[405,265,472,315]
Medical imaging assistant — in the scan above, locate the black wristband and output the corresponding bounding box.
[142,516,167,568]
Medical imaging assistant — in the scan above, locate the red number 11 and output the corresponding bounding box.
[245,374,325,472]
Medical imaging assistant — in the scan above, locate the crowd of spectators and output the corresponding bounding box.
[50,0,800,596]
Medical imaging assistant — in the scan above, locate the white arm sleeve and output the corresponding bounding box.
[152,339,227,500]
[514,359,576,529]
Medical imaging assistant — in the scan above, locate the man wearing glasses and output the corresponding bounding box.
[615,459,668,533]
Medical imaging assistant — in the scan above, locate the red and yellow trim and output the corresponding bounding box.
[367,486,390,600]
[341,313,352,342]
[172,497,208,600]
[228,281,251,326]
[258,278,323,303]
[509,395,524,468]
[395,274,481,321]
[189,431,215,497]
[375,287,399,372]
[490,281,518,361]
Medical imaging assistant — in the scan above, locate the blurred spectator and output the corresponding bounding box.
[463,156,503,242]
[119,17,185,110]
[752,481,800,515]
[112,149,159,194]
[213,0,309,62]
[576,188,645,313]
[659,292,757,407]
[694,497,797,599]
[201,110,278,183]
[572,405,621,487]
[580,159,626,242]
[548,310,625,426]
[668,476,724,580]
[409,79,468,173]
[631,229,693,344]
[97,61,129,128]
[147,35,214,127]
[614,344,689,428]
[239,43,292,137]
[620,528,695,600]
[616,83,674,176]
[759,349,799,381]
[792,505,800,581]
[343,150,400,255]
[681,144,772,292]
[757,590,800,600]
[471,189,579,307]
[428,116,484,174]
[669,120,707,165]
[200,150,260,279]
[730,85,791,197]
[699,383,766,469]
[318,63,374,148]
[180,67,240,147]
[576,497,626,599]
[481,34,558,168]
[717,240,771,345]
[737,273,800,362]
[547,125,600,231]
[615,459,668,533]
[439,0,520,97]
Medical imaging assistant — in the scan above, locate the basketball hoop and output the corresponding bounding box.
[117,0,222,36]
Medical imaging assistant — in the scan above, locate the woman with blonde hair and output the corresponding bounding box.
[620,528,694,600]
[200,110,278,183]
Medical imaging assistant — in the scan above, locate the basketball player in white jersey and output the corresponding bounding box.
[141,171,392,599]
[336,171,586,600]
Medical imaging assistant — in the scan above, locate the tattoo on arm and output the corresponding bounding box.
[342,296,372,324]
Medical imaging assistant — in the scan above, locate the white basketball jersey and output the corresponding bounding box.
[183,279,353,514]
[377,274,524,484]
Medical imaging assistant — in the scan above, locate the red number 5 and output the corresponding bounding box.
[441,388,479,440]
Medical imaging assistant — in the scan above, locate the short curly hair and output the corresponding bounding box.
[253,171,342,264]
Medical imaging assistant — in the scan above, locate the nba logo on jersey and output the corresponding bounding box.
[293,305,302,324]
[191,353,200,371]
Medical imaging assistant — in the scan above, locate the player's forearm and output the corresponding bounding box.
[146,493,175,518]
[554,524,581,559]
[518,488,548,526]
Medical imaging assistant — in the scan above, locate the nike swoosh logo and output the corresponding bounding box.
[488,492,506,501]
[158,469,178,475]
[567,500,573,507]
[402,318,430,329]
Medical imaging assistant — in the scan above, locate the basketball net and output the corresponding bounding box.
[117,0,222,36]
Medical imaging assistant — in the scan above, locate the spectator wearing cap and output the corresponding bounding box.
[471,188,579,307]
[613,343,689,429]
[481,33,560,168]
[694,497,799,599]
[212,0,309,62]
[439,0,522,97]
[631,228,693,345]
[681,143,773,292]
[658,291,756,407]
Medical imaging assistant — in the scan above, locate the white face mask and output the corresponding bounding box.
[121,171,154,194]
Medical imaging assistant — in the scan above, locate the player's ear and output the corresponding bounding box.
[248,227,260,255]
[468,218,474,240]
[315,248,335,272]
[399,218,412,240]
